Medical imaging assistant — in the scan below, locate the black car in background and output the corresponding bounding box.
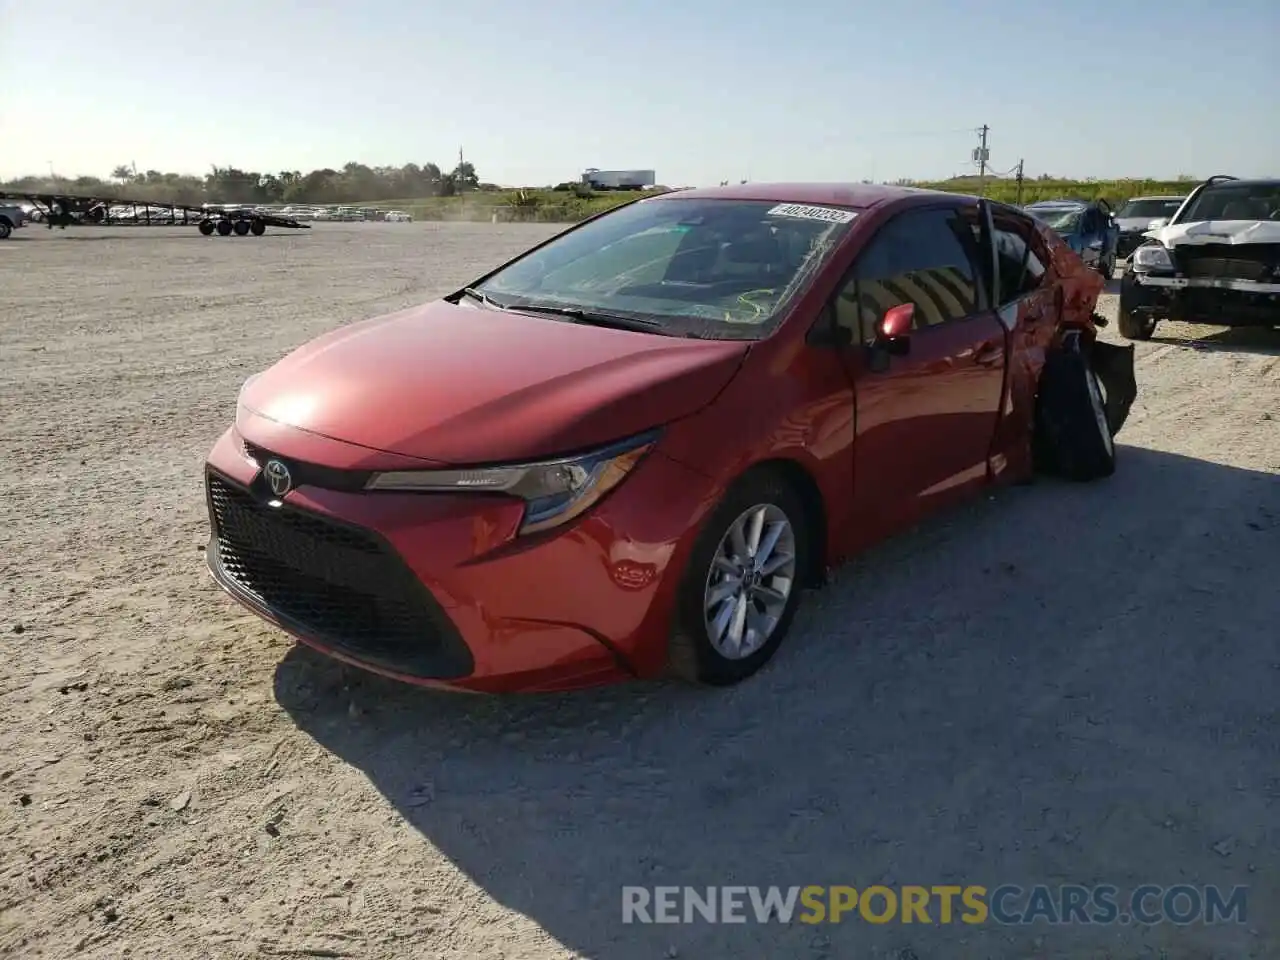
[1113,195,1187,259]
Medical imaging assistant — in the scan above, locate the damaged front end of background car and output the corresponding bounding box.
[1117,175,1280,341]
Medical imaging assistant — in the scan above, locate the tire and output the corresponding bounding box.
[1034,336,1117,482]
[0,219,12,240]
[667,468,811,686]
[249,219,266,236]
[198,219,216,236]
[232,220,251,236]
[1117,301,1157,340]
[215,219,233,236]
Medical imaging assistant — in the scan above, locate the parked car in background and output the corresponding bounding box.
[204,183,1137,694]
[1118,175,1280,340]
[0,200,27,238]
[384,210,413,222]
[1024,199,1120,277]
[1114,195,1186,259]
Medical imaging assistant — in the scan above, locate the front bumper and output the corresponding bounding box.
[204,425,716,693]
[1119,270,1280,327]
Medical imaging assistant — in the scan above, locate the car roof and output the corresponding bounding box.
[1025,199,1088,211]
[655,182,967,210]
[1200,177,1280,188]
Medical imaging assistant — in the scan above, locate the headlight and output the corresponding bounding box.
[364,430,660,535]
[1131,244,1174,272]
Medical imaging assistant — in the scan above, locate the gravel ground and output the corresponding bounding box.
[1,222,1277,960]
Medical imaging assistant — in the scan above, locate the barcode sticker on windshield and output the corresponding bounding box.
[767,203,857,224]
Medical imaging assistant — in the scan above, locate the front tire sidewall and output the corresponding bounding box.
[1117,294,1157,340]
[668,470,810,686]
[1035,342,1117,481]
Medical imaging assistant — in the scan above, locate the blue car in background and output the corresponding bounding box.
[1023,199,1120,277]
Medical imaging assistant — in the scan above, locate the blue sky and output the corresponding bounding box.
[2,0,1276,186]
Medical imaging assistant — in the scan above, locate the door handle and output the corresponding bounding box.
[974,341,1003,367]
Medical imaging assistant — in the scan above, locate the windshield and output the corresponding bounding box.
[1027,207,1082,232]
[473,197,856,340]
[1175,183,1280,223]
[1116,198,1185,219]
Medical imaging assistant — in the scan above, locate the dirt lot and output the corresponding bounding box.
[1,222,1277,960]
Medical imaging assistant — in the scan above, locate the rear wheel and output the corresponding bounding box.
[668,469,810,686]
[215,219,233,236]
[232,219,251,236]
[1034,335,1117,481]
[249,219,266,236]
[0,219,11,240]
[198,218,216,236]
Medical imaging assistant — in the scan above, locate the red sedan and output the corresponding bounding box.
[204,183,1137,693]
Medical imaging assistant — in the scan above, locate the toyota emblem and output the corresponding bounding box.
[263,459,292,497]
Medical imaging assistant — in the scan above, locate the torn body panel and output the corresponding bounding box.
[989,213,1128,483]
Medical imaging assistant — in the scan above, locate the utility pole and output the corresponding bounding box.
[974,124,990,195]
[1015,158,1025,205]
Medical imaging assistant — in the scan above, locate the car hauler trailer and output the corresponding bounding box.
[580,168,656,191]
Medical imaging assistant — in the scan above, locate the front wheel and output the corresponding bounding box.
[668,470,811,686]
[1034,337,1117,481]
[0,219,12,240]
[1117,300,1158,340]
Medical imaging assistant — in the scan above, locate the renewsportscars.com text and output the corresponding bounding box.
[621,884,1248,926]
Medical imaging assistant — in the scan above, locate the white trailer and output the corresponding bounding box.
[581,168,656,191]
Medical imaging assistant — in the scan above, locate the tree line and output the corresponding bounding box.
[0,160,487,206]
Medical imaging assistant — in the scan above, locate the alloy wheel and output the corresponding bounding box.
[703,503,797,660]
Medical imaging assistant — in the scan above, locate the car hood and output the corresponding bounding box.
[1146,219,1280,247]
[239,299,749,464]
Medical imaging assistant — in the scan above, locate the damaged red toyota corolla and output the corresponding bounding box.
[204,183,1138,693]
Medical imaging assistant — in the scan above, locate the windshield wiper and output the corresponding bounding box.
[506,302,667,334]
[458,287,507,309]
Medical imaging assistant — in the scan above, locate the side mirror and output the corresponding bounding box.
[875,303,913,356]
[866,303,913,371]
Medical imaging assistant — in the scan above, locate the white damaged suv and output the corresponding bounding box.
[1117,175,1280,340]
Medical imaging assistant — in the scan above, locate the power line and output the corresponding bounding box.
[861,126,978,140]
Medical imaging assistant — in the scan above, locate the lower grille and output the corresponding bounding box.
[1175,243,1280,282]
[206,470,473,679]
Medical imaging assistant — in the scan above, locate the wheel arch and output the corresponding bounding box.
[739,457,829,588]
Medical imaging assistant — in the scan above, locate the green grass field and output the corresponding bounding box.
[366,178,1196,223]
